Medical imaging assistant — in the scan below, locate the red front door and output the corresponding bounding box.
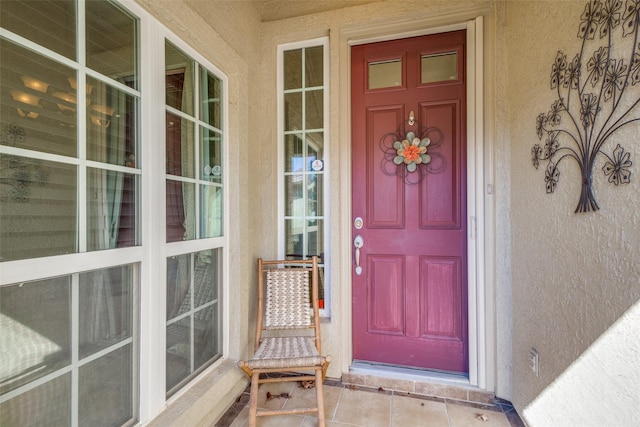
[351,31,468,372]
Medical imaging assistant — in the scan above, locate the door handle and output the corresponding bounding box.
[354,235,364,275]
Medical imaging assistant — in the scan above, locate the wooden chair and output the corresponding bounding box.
[238,256,331,427]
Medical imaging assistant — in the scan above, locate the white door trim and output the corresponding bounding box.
[338,13,494,391]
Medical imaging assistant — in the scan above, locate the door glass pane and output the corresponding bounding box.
[0,0,76,60]
[305,46,323,87]
[284,92,302,131]
[307,174,322,216]
[78,265,134,358]
[200,184,222,238]
[285,218,303,258]
[283,49,302,90]
[166,113,195,178]
[86,77,137,166]
[368,59,402,89]
[0,374,71,426]
[200,69,222,128]
[87,168,137,251]
[0,156,77,261]
[305,89,323,129]
[1,39,78,157]
[285,134,303,173]
[165,42,195,116]
[285,174,304,217]
[0,276,71,393]
[306,219,324,258]
[421,52,458,83]
[306,132,323,171]
[86,1,138,88]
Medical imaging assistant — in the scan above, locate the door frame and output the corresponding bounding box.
[338,15,494,390]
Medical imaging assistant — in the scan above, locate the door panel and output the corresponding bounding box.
[351,31,468,373]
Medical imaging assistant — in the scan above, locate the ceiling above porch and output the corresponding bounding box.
[257,0,385,21]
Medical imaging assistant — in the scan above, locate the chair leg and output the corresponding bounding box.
[315,368,326,427]
[248,372,260,427]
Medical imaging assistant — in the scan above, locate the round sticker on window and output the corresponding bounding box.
[311,159,324,171]
[212,165,222,176]
[204,165,212,176]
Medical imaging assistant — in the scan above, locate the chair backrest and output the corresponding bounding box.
[255,256,321,352]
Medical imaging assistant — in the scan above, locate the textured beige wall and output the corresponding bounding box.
[506,0,640,423]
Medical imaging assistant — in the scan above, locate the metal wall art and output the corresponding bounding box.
[380,113,446,185]
[532,0,639,213]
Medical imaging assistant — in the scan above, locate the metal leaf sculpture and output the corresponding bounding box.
[532,0,638,212]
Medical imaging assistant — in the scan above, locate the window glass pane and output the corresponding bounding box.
[166,113,195,178]
[307,174,323,216]
[86,1,138,88]
[368,59,402,89]
[78,265,133,358]
[87,168,137,250]
[200,69,222,128]
[165,42,194,116]
[0,0,76,60]
[306,219,324,258]
[0,156,77,261]
[305,46,323,87]
[284,218,303,258]
[166,249,222,394]
[200,127,222,183]
[78,345,133,426]
[283,49,302,90]
[305,89,323,129]
[86,78,137,166]
[306,132,323,171]
[166,180,195,242]
[421,52,458,83]
[1,39,78,157]
[0,277,71,393]
[285,134,303,173]
[0,374,71,426]
[201,184,222,238]
[284,92,302,131]
[285,174,304,217]
[167,254,191,320]
[166,317,190,391]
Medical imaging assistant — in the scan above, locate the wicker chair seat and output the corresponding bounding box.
[247,336,324,370]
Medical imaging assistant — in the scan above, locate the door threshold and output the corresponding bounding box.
[349,361,470,387]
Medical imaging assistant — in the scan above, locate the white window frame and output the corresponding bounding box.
[0,0,230,424]
[277,37,330,316]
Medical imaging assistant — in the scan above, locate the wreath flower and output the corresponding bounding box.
[393,132,431,172]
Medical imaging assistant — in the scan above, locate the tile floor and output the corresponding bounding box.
[214,379,525,427]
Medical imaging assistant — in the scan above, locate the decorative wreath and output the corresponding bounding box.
[393,132,431,172]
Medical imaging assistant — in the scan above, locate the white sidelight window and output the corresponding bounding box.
[278,38,330,313]
[0,0,228,424]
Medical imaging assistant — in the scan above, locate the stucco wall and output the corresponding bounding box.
[506,0,640,424]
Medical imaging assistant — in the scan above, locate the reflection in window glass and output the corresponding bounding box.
[200,69,222,129]
[166,249,222,393]
[166,181,195,243]
[87,168,137,250]
[421,52,458,83]
[86,1,138,88]
[165,113,195,178]
[284,49,302,90]
[0,156,77,261]
[201,184,223,238]
[165,42,194,116]
[368,59,402,89]
[0,39,78,157]
[0,0,76,60]
[0,264,136,426]
[200,127,222,183]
